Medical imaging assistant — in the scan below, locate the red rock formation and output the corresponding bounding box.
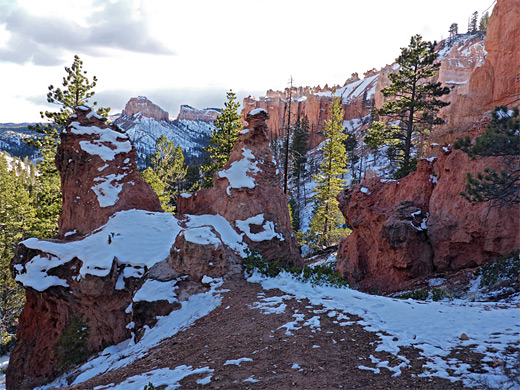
[178,110,301,264]
[169,226,241,281]
[432,0,520,143]
[176,105,220,122]
[337,145,520,292]
[336,0,520,291]
[122,96,169,121]
[56,106,162,238]
[337,160,437,291]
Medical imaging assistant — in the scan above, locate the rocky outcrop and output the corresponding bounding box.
[56,106,162,238]
[243,74,377,148]
[176,105,220,122]
[122,96,169,121]
[336,0,520,292]
[8,107,301,390]
[337,144,520,292]
[432,0,520,143]
[178,109,301,264]
[337,160,436,291]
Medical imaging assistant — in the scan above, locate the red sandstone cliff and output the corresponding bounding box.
[336,0,520,292]
[122,96,170,121]
[176,105,220,122]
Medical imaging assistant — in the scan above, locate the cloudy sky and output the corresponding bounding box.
[0,0,495,122]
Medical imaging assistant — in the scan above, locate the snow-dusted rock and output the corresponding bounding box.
[56,106,162,238]
[178,109,301,265]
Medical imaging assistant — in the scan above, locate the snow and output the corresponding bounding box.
[235,214,284,242]
[14,255,69,292]
[224,357,253,366]
[36,278,225,388]
[315,74,378,103]
[92,173,125,208]
[0,354,8,390]
[196,375,213,385]
[360,187,370,195]
[218,148,260,195]
[180,193,192,198]
[248,271,520,388]
[249,108,267,116]
[183,226,221,249]
[239,129,249,134]
[249,295,291,314]
[17,210,183,284]
[69,122,132,162]
[184,214,247,256]
[96,365,213,390]
[133,279,178,304]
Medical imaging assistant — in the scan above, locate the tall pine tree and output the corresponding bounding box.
[28,55,110,237]
[201,90,242,188]
[289,116,310,233]
[365,34,450,178]
[309,95,349,249]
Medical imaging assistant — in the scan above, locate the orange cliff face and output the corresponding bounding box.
[433,0,520,143]
[335,0,520,293]
[243,30,491,150]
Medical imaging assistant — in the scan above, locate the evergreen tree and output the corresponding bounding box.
[28,55,110,238]
[449,23,459,37]
[201,90,242,188]
[454,106,520,206]
[365,34,450,178]
[479,12,490,34]
[309,96,349,248]
[469,11,479,34]
[0,153,35,352]
[290,116,310,204]
[143,135,186,213]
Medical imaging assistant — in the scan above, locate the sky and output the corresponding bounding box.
[0,0,496,123]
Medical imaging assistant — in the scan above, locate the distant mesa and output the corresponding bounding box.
[122,96,170,121]
[121,96,221,123]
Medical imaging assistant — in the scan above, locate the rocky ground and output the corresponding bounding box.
[64,279,466,390]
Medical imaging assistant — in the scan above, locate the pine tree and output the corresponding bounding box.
[309,96,349,249]
[449,23,459,37]
[144,135,186,213]
[290,116,310,204]
[28,55,110,238]
[0,153,35,352]
[454,106,520,206]
[469,11,479,34]
[201,90,242,188]
[365,34,450,178]
[479,12,490,34]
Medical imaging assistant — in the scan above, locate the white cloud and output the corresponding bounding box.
[0,0,495,122]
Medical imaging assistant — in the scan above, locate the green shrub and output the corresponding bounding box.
[475,251,520,287]
[396,289,429,300]
[54,313,90,371]
[243,249,348,288]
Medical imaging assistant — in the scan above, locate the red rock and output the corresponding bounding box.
[122,96,169,121]
[336,0,520,292]
[176,105,220,122]
[169,226,242,281]
[56,106,162,238]
[336,160,436,292]
[178,110,301,265]
[337,144,520,292]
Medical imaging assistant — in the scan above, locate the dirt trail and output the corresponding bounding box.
[68,279,465,389]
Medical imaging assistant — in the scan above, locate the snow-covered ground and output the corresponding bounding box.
[248,270,520,389]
